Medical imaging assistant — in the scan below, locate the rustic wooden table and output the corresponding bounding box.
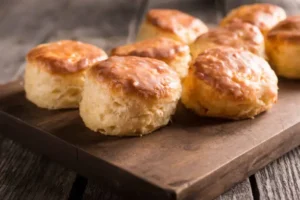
[0,0,299,199]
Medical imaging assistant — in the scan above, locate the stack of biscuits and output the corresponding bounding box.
[25,4,297,137]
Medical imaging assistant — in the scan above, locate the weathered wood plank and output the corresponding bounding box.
[222,1,300,200]
[0,1,79,199]
[82,179,253,200]
[73,2,155,199]
[1,1,298,200]
[255,147,300,200]
[252,1,300,196]
[253,1,300,198]
[81,1,298,200]
[0,0,68,84]
[83,181,123,200]
[0,134,76,200]
[215,180,253,200]
[0,0,150,199]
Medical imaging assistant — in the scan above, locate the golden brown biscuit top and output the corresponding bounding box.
[192,47,278,100]
[27,40,108,74]
[267,16,300,42]
[146,9,208,36]
[196,22,264,54]
[111,37,189,60]
[220,3,286,33]
[89,56,180,99]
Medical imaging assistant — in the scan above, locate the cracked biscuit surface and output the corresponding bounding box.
[182,47,278,119]
[136,9,208,44]
[111,37,191,79]
[220,3,286,34]
[25,40,107,109]
[266,16,300,79]
[190,21,265,60]
[80,56,182,136]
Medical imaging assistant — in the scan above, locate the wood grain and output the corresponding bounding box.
[82,179,253,200]
[0,134,76,200]
[83,181,123,200]
[253,0,300,198]
[1,0,300,198]
[255,147,300,200]
[0,1,79,200]
[217,2,300,200]
[0,0,300,200]
[215,180,253,200]
[0,0,157,200]
[79,2,254,199]
[1,77,300,200]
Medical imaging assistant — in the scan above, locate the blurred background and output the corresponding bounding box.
[0,0,297,84]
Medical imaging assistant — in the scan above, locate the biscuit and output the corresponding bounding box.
[111,37,191,79]
[266,16,300,79]
[136,9,208,44]
[182,47,278,119]
[190,21,265,60]
[79,56,182,136]
[25,40,107,109]
[220,3,286,34]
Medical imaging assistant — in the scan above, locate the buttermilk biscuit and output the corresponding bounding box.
[220,3,286,34]
[182,47,278,119]
[266,16,300,79]
[25,40,108,109]
[136,9,208,44]
[111,37,191,79]
[190,21,265,60]
[79,56,181,136]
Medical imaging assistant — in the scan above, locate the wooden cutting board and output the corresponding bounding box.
[0,79,300,200]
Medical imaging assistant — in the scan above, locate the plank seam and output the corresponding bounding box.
[67,175,88,200]
[250,175,260,200]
